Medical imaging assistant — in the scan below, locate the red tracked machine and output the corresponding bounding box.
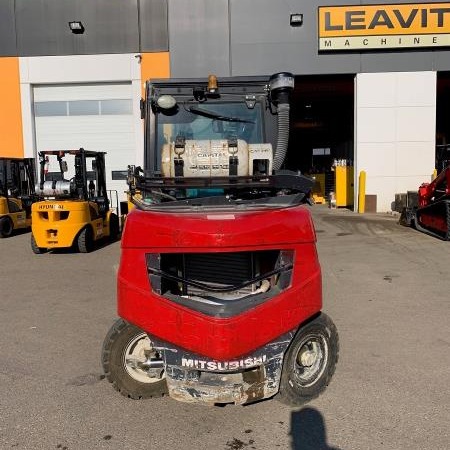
[102,73,339,405]
[400,166,450,240]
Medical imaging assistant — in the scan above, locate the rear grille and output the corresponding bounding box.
[184,252,253,287]
[147,250,292,298]
[146,250,294,317]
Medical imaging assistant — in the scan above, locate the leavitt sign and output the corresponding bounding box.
[319,3,450,50]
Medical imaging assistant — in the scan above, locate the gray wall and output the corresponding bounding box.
[140,0,168,52]
[15,0,140,56]
[0,0,16,56]
[168,0,230,77]
[0,0,168,57]
[1,0,450,76]
[228,0,450,76]
[229,0,361,76]
[168,0,450,77]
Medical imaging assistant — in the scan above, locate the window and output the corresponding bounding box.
[34,101,67,117]
[68,100,99,116]
[156,101,264,152]
[101,99,132,115]
[34,99,133,117]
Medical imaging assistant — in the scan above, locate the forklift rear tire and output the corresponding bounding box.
[31,234,47,254]
[0,217,13,238]
[277,313,339,406]
[77,226,94,253]
[102,318,168,400]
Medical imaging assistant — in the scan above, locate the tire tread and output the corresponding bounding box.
[277,313,339,407]
[0,216,13,238]
[77,226,94,253]
[31,234,46,254]
[102,318,168,400]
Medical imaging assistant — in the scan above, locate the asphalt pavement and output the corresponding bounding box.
[0,206,449,450]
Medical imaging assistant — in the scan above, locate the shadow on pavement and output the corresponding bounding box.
[290,407,340,450]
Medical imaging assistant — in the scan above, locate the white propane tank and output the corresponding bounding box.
[35,180,73,197]
[161,139,273,177]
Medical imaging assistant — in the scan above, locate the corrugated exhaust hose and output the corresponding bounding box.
[269,72,294,171]
[273,103,290,171]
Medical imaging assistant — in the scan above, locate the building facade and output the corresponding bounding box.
[1,0,449,210]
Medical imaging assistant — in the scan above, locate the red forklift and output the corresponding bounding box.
[400,165,450,240]
[102,73,339,406]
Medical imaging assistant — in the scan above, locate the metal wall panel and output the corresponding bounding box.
[0,0,17,56]
[230,0,361,76]
[2,0,450,73]
[139,0,168,52]
[168,0,230,78]
[433,50,450,71]
[229,0,450,76]
[15,0,139,56]
[361,52,435,73]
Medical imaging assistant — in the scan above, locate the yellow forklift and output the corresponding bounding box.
[0,157,36,238]
[31,148,120,253]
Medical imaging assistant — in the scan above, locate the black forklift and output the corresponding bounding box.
[0,157,36,238]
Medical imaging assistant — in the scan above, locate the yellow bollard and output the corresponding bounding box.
[358,171,366,214]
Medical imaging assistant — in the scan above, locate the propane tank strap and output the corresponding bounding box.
[227,138,238,175]
[229,156,238,176]
[174,158,184,177]
[227,137,238,153]
[175,136,186,156]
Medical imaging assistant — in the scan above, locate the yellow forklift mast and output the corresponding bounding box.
[0,157,36,238]
[31,148,120,253]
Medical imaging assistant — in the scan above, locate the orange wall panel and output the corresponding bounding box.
[0,58,24,158]
[140,52,170,97]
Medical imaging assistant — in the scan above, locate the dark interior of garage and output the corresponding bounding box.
[287,75,354,174]
[436,72,450,171]
[286,75,355,205]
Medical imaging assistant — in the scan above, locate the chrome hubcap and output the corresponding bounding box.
[123,333,165,384]
[294,334,328,387]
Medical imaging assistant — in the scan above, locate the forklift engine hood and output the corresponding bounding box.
[121,204,316,248]
[118,203,322,362]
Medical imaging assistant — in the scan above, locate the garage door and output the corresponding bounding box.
[33,83,136,204]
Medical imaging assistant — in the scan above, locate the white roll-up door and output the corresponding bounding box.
[33,83,136,203]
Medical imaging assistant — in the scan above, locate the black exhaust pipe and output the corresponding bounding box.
[269,72,294,171]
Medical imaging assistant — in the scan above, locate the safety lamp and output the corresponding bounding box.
[207,75,218,94]
[156,95,177,110]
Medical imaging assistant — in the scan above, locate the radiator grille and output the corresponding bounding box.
[148,250,282,299]
[184,252,253,286]
[146,249,295,314]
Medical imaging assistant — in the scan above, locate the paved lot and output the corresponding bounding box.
[1,206,449,450]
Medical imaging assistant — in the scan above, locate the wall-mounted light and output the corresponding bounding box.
[290,14,303,27]
[68,21,85,34]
